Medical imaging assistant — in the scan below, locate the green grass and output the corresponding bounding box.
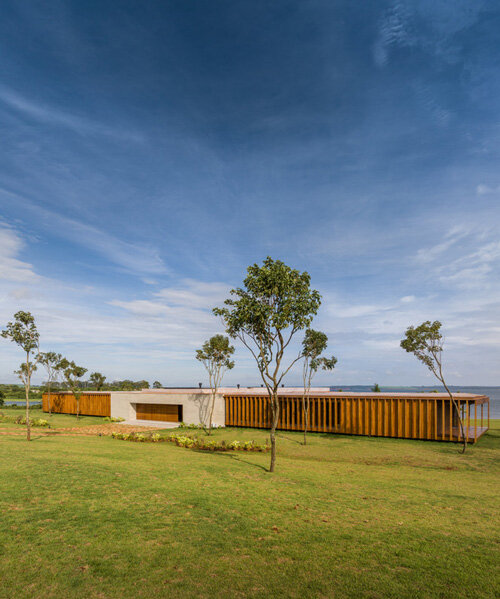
[0,407,106,428]
[0,422,498,599]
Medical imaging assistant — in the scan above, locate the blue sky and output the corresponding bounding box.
[1,1,499,386]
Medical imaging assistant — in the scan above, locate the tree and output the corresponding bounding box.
[59,359,88,419]
[153,381,162,389]
[400,320,467,453]
[301,329,337,445]
[89,372,106,391]
[0,390,4,408]
[214,257,321,472]
[1,311,40,441]
[38,352,63,415]
[196,335,235,435]
[371,383,381,392]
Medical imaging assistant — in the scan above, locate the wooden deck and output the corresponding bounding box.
[449,426,489,442]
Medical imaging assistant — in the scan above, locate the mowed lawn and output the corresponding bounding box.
[1,419,499,599]
[0,407,109,429]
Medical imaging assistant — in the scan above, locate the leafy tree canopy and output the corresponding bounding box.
[400,320,443,376]
[15,362,38,385]
[89,372,106,390]
[214,257,321,383]
[1,311,39,354]
[196,334,235,371]
[302,329,337,373]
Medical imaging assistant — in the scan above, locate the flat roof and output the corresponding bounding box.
[112,388,489,401]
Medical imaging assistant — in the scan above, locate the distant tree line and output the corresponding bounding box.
[38,379,151,392]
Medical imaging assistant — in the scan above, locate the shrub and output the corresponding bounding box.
[8,415,50,427]
[177,422,224,430]
[104,416,125,422]
[110,431,269,452]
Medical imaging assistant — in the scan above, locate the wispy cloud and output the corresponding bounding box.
[477,184,500,195]
[0,85,143,142]
[0,225,39,283]
[0,193,168,277]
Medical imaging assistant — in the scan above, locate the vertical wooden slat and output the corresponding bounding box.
[474,401,477,442]
[449,399,453,441]
[403,400,408,438]
[466,399,469,444]
[371,399,375,436]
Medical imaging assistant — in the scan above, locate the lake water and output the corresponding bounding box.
[329,386,500,418]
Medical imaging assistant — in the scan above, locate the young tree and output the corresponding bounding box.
[60,359,88,419]
[214,257,321,472]
[1,311,40,441]
[153,381,162,389]
[400,320,467,453]
[38,352,63,416]
[89,372,106,391]
[196,335,235,435]
[371,383,381,392]
[301,329,337,445]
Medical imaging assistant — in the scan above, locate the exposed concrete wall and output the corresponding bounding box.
[110,391,226,426]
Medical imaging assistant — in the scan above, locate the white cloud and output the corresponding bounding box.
[0,195,168,277]
[56,218,168,276]
[154,279,230,309]
[0,226,39,283]
[476,184,500,195]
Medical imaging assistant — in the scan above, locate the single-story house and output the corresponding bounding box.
[42,388,490,443]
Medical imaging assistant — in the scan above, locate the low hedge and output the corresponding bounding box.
[110,431,269,452]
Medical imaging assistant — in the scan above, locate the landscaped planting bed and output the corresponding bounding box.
[111,430,270,451]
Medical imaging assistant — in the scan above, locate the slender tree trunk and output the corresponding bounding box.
[48,381,52,416]
[76,394,80,419]
[302,360,308,445]
[441,379,467,453]
[269,390,279,472]
[302,396,307,445]
[304,398,310,444]
[208,389,216,436]
[25,352,31,442]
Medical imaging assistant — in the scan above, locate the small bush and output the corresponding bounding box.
[103,416,125,422]
[3,415,51,427]
[110,431,269,452]
[177,422,224,430]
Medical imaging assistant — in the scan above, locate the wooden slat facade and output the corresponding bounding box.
[42,392,111,417]
[224,394,490,443]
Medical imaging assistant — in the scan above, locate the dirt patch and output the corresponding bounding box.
[0,424,158,437]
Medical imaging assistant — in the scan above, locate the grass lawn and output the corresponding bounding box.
[0,407,107,429]
[0,421,498,599]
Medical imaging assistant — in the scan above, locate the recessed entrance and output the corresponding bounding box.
[135,403,182,422]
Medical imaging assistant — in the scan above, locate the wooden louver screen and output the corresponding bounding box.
[223,395,488,443]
